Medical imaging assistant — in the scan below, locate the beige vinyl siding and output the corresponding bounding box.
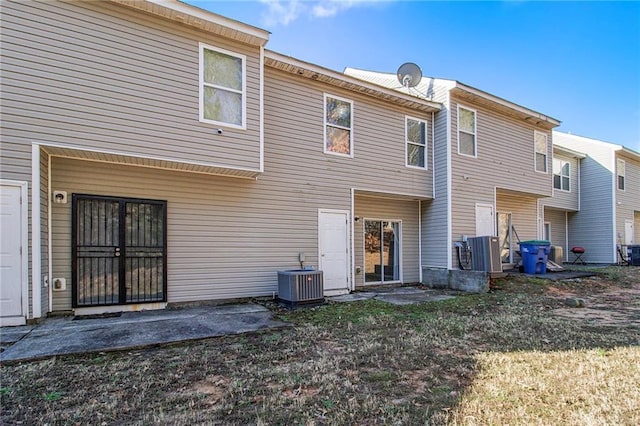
[51,157,321,310]
[635,211,640,243]
[264,68,434,197]
[449,95,552,266]
[615,153,640,245]
[49,65,435,309]
[496,190,539,244]
[0,143,32,181]
[544,152,580,211]
[1,0,262,172]
[544,208,569,261]
[421,89,450,268]
[354,196,421,287]
[450,95,552,199]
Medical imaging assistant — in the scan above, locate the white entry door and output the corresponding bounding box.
[476,203,495,237]
[625,220,634,245]
[318,210,350,295]
[0,182,27,325]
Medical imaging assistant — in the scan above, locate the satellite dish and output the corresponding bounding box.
[397,62,422,88]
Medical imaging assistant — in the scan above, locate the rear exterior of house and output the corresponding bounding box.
[539,145,584,263]
[552,132,640,264]
[0,0,440,324]
[343,69,561,273]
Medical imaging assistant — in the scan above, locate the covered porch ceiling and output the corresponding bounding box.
[354,188,433,201]
[496,187,550,199]
[41,144,261,179]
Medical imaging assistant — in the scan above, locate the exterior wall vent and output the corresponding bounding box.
[469,236,502,273]
[277,270,324,307]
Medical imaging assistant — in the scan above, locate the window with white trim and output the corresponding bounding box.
[534,131,548,173]
[199,43,246,128]
[553,158,570,191]
[406,116,427,168]
[324,94,353,156]
[458,106,476,157]
[617,158,625,190]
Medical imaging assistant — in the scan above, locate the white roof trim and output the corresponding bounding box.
[265,51,441,113]
[451,82,561,127]
[554,131,640,161]
[108,0,270,46]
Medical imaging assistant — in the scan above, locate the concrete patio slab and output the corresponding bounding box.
[329,286,458,306]
[0,304,291,363]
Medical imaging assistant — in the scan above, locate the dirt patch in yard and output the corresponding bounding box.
[546,272,640,327]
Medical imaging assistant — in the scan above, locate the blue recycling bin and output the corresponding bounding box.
[519,240,551,274]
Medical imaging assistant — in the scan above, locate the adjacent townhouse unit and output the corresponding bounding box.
[538,143,585,262]
[544,131,640,264]
[1,0,445,325]
[343,69,561,278]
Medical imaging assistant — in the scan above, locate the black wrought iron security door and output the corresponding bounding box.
[72,195,167,308]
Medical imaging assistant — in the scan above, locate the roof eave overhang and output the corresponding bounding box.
[265,51,442,114]
[553,145,586,159]
[451,84,561,130]
[107,0,270,47]
[619,147,640,161]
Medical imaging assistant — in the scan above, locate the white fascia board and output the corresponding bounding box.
[453,82,561,127]
[265,51,442,112]
[553,145,586,159]
[146,0,270,45]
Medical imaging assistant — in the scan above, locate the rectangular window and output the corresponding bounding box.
[535,131,548,173]
[617,158,626,190]
[406,116,427,168]
[199,43,246,128]
[458,106,476,157]
[324,94,353,156]
[553,158,571,191]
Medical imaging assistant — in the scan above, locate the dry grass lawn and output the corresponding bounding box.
[1,266,639,425]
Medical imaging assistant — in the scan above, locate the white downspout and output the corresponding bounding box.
[31,144,42,319]
[48,154,53,313]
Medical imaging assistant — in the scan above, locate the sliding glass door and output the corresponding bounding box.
[364,220,400,283]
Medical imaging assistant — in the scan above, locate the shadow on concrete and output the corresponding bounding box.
[0,304,291,363]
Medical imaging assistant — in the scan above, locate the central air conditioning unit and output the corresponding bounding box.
[549,246,564,264]
[469,236,502,273]
[277,270,324,307]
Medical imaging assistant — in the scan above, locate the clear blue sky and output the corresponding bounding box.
[187,0,640,151]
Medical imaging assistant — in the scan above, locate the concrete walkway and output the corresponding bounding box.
[0,286,459,363]
[0,304,290,363]
[329,286,457,305]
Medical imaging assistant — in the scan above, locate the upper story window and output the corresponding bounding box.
[199,43,246,129]
[458,106,476,157]
[534,131,548,173]
[406,116,427,168]
[553,158,570,191]
[617,158,626,190]
[324,94,353,157]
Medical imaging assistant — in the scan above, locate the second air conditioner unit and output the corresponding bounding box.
[469,236,502,273]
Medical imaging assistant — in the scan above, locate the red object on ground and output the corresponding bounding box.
[571,247,585,254]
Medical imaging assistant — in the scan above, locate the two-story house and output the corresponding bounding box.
[1,0,443,325]
[343,69,561,279]
[544,131,640,264]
